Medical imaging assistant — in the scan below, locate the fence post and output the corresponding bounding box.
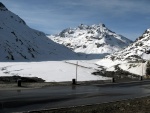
[139,76,143,81]
[111,77,115,83]
[17,79,22,87]
[72,79,76,85]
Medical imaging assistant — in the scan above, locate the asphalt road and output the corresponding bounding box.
[1,81,150,113]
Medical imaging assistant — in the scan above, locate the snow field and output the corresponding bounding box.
[0,60,108,82]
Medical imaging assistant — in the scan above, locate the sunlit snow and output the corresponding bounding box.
[0,60,108,82]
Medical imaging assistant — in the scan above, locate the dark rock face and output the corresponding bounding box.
[0,2,8,11]
[0,76,45,83]
[0,2,5,7]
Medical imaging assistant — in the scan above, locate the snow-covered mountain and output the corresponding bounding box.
[97,28,150,66]
[48,24,133,54]
[0,2,77,61]
[96,28,150,77]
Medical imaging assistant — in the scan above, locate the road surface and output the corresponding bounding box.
[1,81,150,113]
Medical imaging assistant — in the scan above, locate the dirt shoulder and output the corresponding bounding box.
[0,80,111,90]
[0,82,71,90]
[0,79,149,90]
[26,96,150,113]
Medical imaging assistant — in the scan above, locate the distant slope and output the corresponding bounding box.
[48,24,132,54]
[96,28,150,77]
[0,2,77,61]
[97,28,150,67]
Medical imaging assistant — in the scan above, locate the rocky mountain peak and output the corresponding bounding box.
[0,2,8,11]
[49,23,132,54]
[135,28,150,42]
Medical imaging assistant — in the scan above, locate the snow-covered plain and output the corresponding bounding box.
[0,60,108,82]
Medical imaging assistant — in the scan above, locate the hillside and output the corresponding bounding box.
[97,28,150,66]
[96,29,150,77]
[0,2,77,61]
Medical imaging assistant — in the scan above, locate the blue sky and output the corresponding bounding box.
[1,0,150,40]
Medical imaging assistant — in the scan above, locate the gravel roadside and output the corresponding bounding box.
[25,96,150,113]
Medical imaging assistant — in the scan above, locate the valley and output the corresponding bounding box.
[0,1,150,113]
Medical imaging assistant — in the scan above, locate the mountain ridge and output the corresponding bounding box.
[48,23,133,54]
[0,2,77,61]
[96,28,150,68]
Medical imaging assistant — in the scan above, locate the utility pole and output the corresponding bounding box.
[142,62,143,76]
[141,52,145,80]
[140,60,144,81]
[76,61,78,82]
